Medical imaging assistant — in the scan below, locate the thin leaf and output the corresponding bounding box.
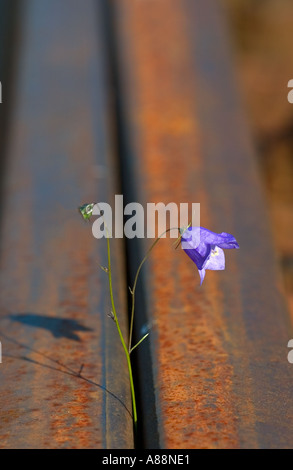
[130,333,149,354]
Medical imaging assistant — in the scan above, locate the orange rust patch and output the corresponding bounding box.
[117,0,242,448]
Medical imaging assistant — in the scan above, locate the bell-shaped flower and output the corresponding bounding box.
[181,227,239,285]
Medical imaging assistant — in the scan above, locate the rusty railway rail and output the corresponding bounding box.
[111,0,293,449]
[0,0,292,449]
[0,0,133,449]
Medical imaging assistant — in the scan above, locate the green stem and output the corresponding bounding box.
[128,227,179,353]
[105,224,187,431]
[106,236,137,430]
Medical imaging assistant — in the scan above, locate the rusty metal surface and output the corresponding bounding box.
[0,0,133,449]
[0,0,20,220]
[113,0,293,448]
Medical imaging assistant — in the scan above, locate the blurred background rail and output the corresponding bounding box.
[223,0,293,319]
[0,0,292,449]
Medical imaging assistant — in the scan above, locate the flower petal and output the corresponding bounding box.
[199,268,206,285]
[181,227,211,269]
[216,232,239,250]
[204,246,225,271]
[183,243,211,270]
[181,227,239,250]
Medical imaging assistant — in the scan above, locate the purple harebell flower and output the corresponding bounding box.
[181,227,239,285]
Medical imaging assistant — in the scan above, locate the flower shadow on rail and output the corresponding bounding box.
[9,313,93,342]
